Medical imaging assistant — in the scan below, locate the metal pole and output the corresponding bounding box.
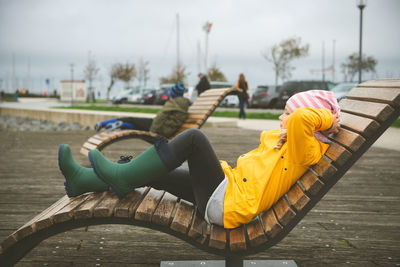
[205,31,208,72]
[358,4,365,84]
[332,39,336,83]
[176,13,180,68]
[70,63,74,106]
[203,22,212,73]
[322,41,325,82]
[197,40,201,74]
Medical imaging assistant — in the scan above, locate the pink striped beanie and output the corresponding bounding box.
[286,90,340,143]
[286,90,340,115]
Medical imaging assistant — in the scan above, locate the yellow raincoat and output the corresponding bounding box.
[221,107,334,228]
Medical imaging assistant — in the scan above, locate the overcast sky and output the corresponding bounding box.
[0,0,399,95]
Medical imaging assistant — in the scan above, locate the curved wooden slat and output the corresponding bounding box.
[80,147,90,156]
[190,99,220,106]
[88,137,103,144]
[229,226,247,252]
[340,112,380,138]
[134,188,164,222]
[188,105,218,111]
[311,157,338,183]
[180,123,201,130]
[273,198,296,226]
[200,88,232,96]
[346,87,400,107]
[93,191,121,218]
[209,224,227,250]
[357,79,400,89]
[324,142,352,167]
[286,184,310,212]
[186,114,208,120]
[73,192,107,220]
[114,187,149,218]
[170,200,194,234]
[82,142,98,151]
[260,209,282,239]
[340,98,395,122]
[188,210,208,244]
[152,192,178,226]
[52,194,89,224]
[246,217,268,248]
[331,128,365,152]
[299,171,325,196]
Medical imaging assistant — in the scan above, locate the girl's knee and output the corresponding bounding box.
[186,128,207,140]
[171,128,209,148]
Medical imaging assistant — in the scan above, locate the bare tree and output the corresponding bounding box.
[263,37,309,86]
[341,53,377,82]
[84,55,100,102]
[106,64,121,101]
[137,57,150,87]
[117,62,137,89]
[159,63,189,85]
[207,63,227,82]
[105,62,137,100]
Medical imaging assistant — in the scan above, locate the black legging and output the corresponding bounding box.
[119,117,153,130]
[149,129,225,217]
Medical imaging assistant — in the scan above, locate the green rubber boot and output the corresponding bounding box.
[89,146,168,198]
[58,144,109,197]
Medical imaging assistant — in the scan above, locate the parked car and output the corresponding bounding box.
[141,88,157,105]
[330,82,358,102]
[276,80,336,108]
[153,84,174,105]
[209,81,238,107]
[112,88,143,104]
[249,85,281,108]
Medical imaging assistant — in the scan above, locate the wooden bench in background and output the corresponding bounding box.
[80,87,242,157]
[1,79,399,266]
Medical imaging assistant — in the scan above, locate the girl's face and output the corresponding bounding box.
[279,105,293,130]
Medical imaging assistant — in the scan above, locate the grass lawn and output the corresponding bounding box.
[55,105,400,127]
[55,105,282,120]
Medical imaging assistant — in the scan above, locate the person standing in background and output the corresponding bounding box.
[195,73,211,96]
[236,73,249,119]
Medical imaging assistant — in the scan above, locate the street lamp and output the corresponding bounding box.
[357,0,367,84]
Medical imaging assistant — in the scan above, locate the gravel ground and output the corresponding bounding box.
[0,115,90,131]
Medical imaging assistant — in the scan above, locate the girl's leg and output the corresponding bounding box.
[148,166,195,203]
[118,117,153,131]
[59,144,194,201]
[89,128,224,216]
[89,139,177,198]
[167,129,225,216]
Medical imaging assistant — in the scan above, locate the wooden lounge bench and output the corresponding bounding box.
[80,87,242,156]
[1,79,399,266]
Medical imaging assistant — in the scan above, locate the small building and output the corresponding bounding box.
[60,80,86,102]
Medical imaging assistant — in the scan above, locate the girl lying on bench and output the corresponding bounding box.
[58,90,340,229]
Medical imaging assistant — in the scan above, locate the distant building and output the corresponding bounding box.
[60,80,86,101]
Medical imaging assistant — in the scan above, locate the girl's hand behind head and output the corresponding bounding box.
[322,112,341,136]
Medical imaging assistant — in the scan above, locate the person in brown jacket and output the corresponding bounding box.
[236,73,249,119]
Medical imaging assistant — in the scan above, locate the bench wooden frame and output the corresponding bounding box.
[79,87,242,156]
[1,79,399,266]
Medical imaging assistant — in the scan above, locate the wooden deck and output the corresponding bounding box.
[0,128,399,266]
